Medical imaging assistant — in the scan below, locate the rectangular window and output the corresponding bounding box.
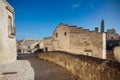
[8,15,15,38]
[56,33,58,37]
[64,32,67,36]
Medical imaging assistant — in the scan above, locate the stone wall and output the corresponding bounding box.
[53,23,106,59]
[69,27,106,58]
[114,46,120,62]
[43,37,54,51]
[0,0,16,64]
[38,51,120,80]
[18,39,42,53]
[53,24,70,51]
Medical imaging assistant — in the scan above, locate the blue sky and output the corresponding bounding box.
[7,0,120,40]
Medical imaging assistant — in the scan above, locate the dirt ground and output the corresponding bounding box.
[17,54,75,80]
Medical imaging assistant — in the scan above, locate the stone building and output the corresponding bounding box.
[106,29,120,50]
[114,46,120,62]
[0,0,16,64]
[43,23,106,59]
[17,39,43,53]
[43,37,54,52]
[106,28,120,40]
[53,23,106,59]
[0,1,34,79]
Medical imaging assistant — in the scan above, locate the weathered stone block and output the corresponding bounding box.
[114,46,120,62]
[0,0,16,64]
[38,51,120,80]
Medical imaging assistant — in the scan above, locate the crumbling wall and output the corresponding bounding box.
[38,51,120,80]
[43,37,54,51]
[69,29,106,58]
[52,24,106,59]
[114,46,120,62]
[53,24,70,51]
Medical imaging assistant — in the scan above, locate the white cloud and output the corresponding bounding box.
[16,32,43,40]
[17,33,39,37]
[72,4,80,8]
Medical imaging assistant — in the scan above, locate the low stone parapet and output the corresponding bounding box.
[38,51,120,80]
[114,46,120,62]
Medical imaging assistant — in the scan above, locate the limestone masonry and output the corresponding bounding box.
[106,28,120,40]
[17,39,43,53]
[0,0,16,64]
[38,51,120,80]
[0,1,34,79]
[114,46,120,62]
[44,23,106,59]
[43,37,54,52]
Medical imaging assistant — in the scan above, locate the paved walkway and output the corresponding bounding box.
[18,54,75,80]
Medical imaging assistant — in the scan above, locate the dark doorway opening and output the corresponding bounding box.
[45,47,48,52]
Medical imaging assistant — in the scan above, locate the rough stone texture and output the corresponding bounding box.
[17,39,43,53]
[18,54,76,80]
[43,37,54,52]
[106,28,120,40]
[0,0,16,64]
[52,23,106,59]
[0,60,34,80]
[38,51,120,80]
[114,46,120,62]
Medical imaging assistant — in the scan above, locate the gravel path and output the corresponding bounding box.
[17,54,75,80]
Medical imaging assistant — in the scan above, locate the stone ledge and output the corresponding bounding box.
[38,51,120,80]
[0,60,34,80]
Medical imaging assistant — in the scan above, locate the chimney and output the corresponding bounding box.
[95,27,98,32]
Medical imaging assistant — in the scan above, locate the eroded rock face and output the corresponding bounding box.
[0,0,16,64]
[114,46,120,62]
[38,51,120,80]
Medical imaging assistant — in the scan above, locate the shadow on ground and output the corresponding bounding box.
[17,54,76,80]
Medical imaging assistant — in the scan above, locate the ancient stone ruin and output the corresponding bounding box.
[0,0,16,64]
[0,0,34,79]
[43,23,106,59]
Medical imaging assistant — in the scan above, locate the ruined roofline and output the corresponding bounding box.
[17,40,24,42]
[55,23,101,33]
[56,23,68,28]
[22,39,41,43]
[83,29,89,31]
[69,26,101,33]
[107,28,116,31]
[3,0,14,14]
[59,23,68,26]
[77,27,83,29]
[43,36,53,39]
[69,25,77,27]
[106,28,120,35]
[53,23,68,33]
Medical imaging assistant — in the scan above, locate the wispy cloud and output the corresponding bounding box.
[16,32,41,40]
[72,4,80,8]
[17,33,39,37]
